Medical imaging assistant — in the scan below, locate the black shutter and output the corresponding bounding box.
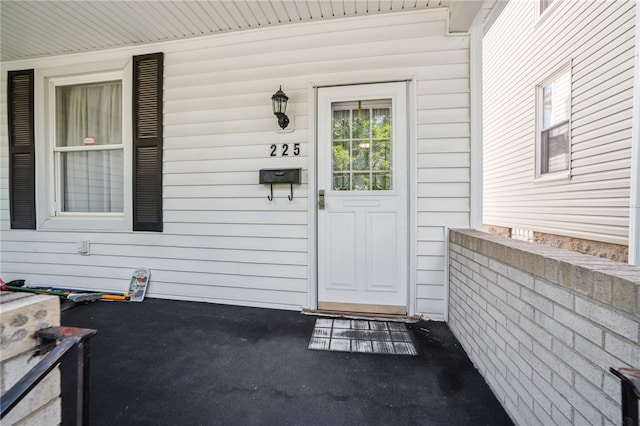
[8,70,36,230]
[133,53,163,231]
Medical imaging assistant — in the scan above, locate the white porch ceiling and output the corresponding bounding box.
[0,1,495,62]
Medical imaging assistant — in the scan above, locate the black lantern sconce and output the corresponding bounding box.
[271,86,289,129]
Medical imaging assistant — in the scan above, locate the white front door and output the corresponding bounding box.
[317,82,408,315]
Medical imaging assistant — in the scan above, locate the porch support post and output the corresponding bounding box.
[469,12,483,231]
[629,3,640,266]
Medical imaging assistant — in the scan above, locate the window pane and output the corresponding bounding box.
[352,173,370,191]
[540,0,554,13]
[352,108,371,139]
[333,141,350,171]
[61,150,124,213]
[333,110,350,140]
[333,173,350,191]
[352,141,370,171]
[542,85,553,128]
[372,173,391,190]
[541,123,569,174]
[60,149,124,213]
[372,140,391,171]
[56,81,122,147]
[542,71,570,128]
[372,108,390,139]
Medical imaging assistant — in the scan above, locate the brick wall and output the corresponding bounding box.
[1,293,61,425]
[448,229,639,426]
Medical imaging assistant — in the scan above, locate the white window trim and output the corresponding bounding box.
[536,0,561,25]
[534,63,572,182]
[36,62,133,231]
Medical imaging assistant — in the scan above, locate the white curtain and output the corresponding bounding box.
[56,81,123,212]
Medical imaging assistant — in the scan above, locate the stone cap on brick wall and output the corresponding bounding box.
[450,229,640,319]
[0,292,60,361]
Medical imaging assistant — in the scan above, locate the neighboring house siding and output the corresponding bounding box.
[0,9,471,317]
[483,0,635,246]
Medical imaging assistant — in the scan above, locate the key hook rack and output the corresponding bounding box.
[265,182,295,201]
[260,168,301,201]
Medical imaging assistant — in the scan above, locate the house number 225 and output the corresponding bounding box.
[270,143,300,157]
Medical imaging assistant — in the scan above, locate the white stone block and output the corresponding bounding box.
[551,372,601,424]
[574,374,620,425]
[575,297,639,341]
[488,279,508,301]
[507,266,534,289]
[521,287,553,316]
[604,332,640,368]
[575,335,621,376]
[550,405,572,426]
[534,311,574,348]
[3,351,45,391]
[488,259,508,277]
[13,398,61,426]
[506,293,535,320]
[2,369,61,426]
[480,265,498,284]
[533,400,554,425]
[497,322,519,351]
[551,340,603,388]
[532,371,572,420]
[534,279,574,309]
[520,316,553,349]
[532,341,572,382]
[498,273,522,296]
[553,306,603,345]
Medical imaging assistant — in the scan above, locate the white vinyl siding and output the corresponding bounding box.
[484,0,635,246]
[0,9,471,318]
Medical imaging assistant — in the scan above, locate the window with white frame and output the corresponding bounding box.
[537,68,571,178]
[50,72,124,216]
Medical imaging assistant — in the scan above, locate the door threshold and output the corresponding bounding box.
[302,308,422,323]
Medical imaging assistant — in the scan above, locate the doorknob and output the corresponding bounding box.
[318,190,325,210]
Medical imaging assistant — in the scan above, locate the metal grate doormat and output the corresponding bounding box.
[308,318,417,356]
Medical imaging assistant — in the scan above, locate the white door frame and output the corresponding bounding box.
[306,78,417,315]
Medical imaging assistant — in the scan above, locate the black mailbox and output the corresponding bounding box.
[259,168,301,185]
[260,168,301,201]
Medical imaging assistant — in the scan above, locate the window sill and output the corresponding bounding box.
[38,215,130,232]
[534,171,571,183]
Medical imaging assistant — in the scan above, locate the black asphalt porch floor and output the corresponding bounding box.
[59,298,513,425]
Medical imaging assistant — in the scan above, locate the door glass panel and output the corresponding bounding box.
[372,139,391,171]
[352,141,370,171]
[352,173,370,190]
[333,141,350,171]
[333,173,350,190]
[352,108,371,139]
[372,172,391,190]
[331,101,392,191]
[372,108,391,138]
[333,110,350,139]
